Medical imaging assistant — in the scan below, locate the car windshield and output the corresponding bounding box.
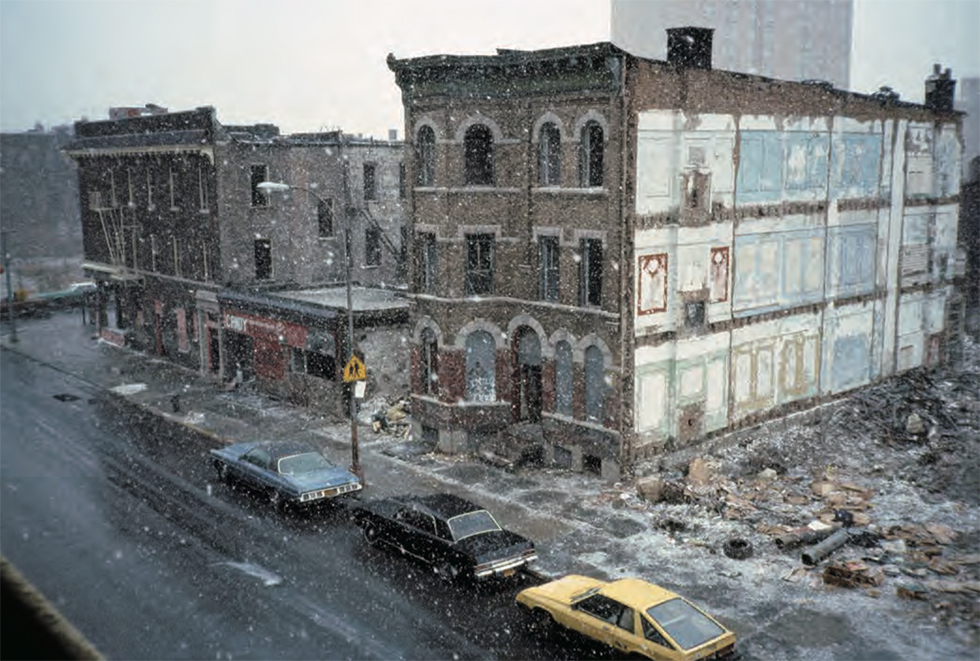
[646,598,725,651]
[447,510,500,541]
[277,452,334,475]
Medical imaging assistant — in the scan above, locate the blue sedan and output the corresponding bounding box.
[209,440,361,510]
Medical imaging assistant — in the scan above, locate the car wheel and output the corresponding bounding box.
[216,463,230,483]
[531,608,555,634]
[437,561,460,583]
[363,524,381,547]
[269,489,285,512]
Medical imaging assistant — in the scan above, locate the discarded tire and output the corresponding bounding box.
[723,537,753,560]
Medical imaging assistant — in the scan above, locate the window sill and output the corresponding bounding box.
[532,186,607,195]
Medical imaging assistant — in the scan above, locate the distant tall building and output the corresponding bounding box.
[612,0,853,88]
[957,76,980,175]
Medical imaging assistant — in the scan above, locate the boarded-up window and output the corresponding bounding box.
[555,340,573,416]
[709,247,729,302]
[176,307,188,353]
[638,253,668,314]
[465,330,495,402]
[584,345,604,423]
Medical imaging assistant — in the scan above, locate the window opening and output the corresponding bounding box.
[399,163,406,199]
[464,124,494,186]
[363,163,377,201]
[466,233,494,296]
[538,122,561,186]
[365,227,382,266]
[555,340,573,416]
[415,232,437,294]
[465,330,496,402]
[580,121,604,187]
[579,238,603,307]
[317,198,333,237]
[539,235,560,302]
[250,165,268,206]
[421,327,438,395]
[254,238,272,279]
[584,345,604,423]
[416,125,436,186]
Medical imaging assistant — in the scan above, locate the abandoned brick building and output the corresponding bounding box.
[388,28,964,480]
[66,106,408,413]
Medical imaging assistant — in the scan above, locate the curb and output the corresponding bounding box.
[1,556,104,660]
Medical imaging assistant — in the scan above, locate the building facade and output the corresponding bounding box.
[66,106,408,412]
[388,29,963,480]
[612,0,853,88]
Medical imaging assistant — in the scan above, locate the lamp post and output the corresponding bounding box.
[257,181,361,479]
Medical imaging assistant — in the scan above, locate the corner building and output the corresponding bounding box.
[387,29,963,480]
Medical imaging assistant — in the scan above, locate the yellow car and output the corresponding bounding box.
[516,575,739,660]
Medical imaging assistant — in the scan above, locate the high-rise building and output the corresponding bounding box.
[612,0,853,88]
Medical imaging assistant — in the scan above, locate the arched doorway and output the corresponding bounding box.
[512,327,542,422]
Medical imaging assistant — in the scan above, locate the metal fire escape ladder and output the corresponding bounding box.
[357,206,401,259]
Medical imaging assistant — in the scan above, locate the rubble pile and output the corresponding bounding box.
[621,340,980,636]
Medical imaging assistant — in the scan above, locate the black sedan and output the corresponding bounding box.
[209,440,361,510]
[351,493,538,582]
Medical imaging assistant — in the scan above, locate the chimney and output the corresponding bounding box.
[925,63,956,113]
[666,27,714,70]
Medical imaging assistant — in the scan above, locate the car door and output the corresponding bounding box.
[640,615,682,661]
[396,508,440,561]
[240,448,274,489]
[574,594,636,654]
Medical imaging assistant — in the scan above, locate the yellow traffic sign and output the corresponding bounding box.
[343,355,366,382]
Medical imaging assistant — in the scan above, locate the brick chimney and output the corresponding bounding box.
[666,27,714,70]
[925,64,956,113]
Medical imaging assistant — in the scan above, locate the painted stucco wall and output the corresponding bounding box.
[632,110,960,448]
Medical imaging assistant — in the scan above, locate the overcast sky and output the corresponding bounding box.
[1,0,977,137]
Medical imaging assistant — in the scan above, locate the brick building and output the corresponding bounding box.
[388,29,963,480]
[66,106,408,413]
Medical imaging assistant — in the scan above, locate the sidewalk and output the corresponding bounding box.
[0,310,617,582]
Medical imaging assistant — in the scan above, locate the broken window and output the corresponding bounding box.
[539,235,560,302]
[579,238,603,307]
[684,301,706,328]
[584,344,605,423]
[464,124,494,186]
[415,231,437,294]
[465,330,496,402]
[306,351,335,380]
[466,233,494,296]
[416,125,436,186]
[365,227,382,266]
[579,121,604,187]
[555,340,573,417]
[250,164,268,206]
[317,198,333,238]
[363,163,377,201]
[538,122,561,186]
[254,238,272,280]
[420,327,438,395]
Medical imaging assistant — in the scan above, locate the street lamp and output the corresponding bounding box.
[256,180,361,479]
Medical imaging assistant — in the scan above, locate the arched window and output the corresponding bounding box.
[538,122,561,186]
[420,327,438,395]
[579,121,604,187]
[555,340,573,416]
[464,124,494,186]
[465,330,496,402]
[416,125,436,186]
[584,345,604,423]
